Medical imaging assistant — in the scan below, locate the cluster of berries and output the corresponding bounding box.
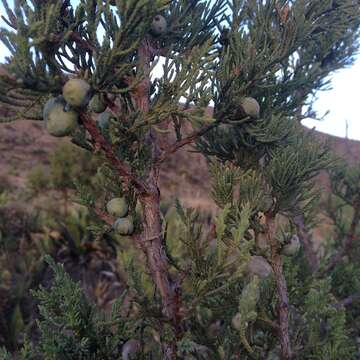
[106,197,134,235]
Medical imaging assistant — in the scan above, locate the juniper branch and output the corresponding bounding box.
[132,37,179,359]
[265,213,292,360]
[80,112,148,194]
[155,120,218,165]
[319,196,360,276]
[92,206,114,227]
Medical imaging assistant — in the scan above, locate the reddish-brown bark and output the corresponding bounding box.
[80,113,148,194]
[93,207,114,227]
[132,38,179,359]
[139,186,172,313]
[265,214,292,360]
[155,121,218,165]
[81,98,179,360]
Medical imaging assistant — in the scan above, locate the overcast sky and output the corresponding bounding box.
[0,2,359,140]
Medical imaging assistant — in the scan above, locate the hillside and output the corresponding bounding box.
[0,115,359,210]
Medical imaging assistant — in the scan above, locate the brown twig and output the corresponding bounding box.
[1,15,17,29]
[80,112,148,194]
[155,121,218,165]
[69,32,96,53]
[293,214,318,272]
[258,310,280,334]
[93,207,114,227]
[318,197,360,277]
[265,213,292,360]
[1,4,17,30]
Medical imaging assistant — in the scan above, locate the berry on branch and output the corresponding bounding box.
[245,255,272,278]
[89,94,107,113]
[43,96,78,137]
[114,216,134,235]
[106,197,129,217]
[150,15,167,36]
[240,97,260,119]
[63,78,91,108]
[281,235,300,256]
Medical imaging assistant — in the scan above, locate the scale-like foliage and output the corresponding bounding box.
[1,0,360,358]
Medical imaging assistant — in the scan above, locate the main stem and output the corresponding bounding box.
[139,181,177,358]
[139,184,174,316]
[136,38,178,359]
[265,214,292,360]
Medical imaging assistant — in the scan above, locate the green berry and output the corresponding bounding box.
[240,97,260,118]
[106,197,128,217]
[97,111,113,131]
[255,232,269,251]
[89,94,107,113]
[45,97,78,137]
[231,313,242,331]
[281,235,300,256]
[1,269,11,284]
[114,216,134,235]
[63,78,91,107]
[43,96,63,121]
[245,255,272,278]
[151,15,167,36]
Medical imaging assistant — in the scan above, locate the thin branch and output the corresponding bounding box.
[93,207,114,227]
[155,121,218,165]
[265,213,292,360]
[1,15,16,29]
[69,32,96,53]
[318,197,360,277]
[1,1,17,30]
[80,112,148,194]
[333,295,360,310]
[258,310,280,334]
[293,214,318,272]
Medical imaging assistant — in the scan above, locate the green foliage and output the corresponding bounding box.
[266,131,332,216]
[319,159,360,349]
[26,165,51,193]
[53,209,100,257]
[1,0,360,358]
[32,256,125,359]
[0,191,9,207]
[0,348,12,360]
[27,142,99,193]
[0,202,46,352]
[49,142,98,190]
[214,0,360,122]
[300,280,355,359]
[328,159,360,206]
[232,276,260,354]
